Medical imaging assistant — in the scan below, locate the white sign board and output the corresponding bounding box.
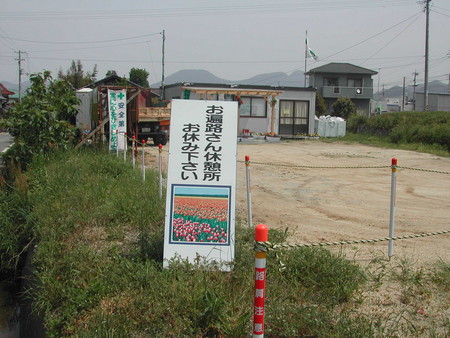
[108,89,127,151]
[163,100,238,271]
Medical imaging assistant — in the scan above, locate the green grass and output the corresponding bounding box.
[321,132,450,157]
[0,176,33,277]
[19,149,374,336]
[2,148,448,336]
[335,111,450,157]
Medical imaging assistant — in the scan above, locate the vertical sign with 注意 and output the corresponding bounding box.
[108,89,127,151]
[163,99,238,271]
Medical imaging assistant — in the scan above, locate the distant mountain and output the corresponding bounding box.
[152,69,306,87]
[155,69,449,95]
[374,80,448,99]
[0,80,31,93]
[6,70,446,96]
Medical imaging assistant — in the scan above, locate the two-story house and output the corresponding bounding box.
[306,63,378,116]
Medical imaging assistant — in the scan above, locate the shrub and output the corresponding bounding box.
[350,111,450,151]
[1,71,80,169]
[332,97,356,119]
[347,114,369,133]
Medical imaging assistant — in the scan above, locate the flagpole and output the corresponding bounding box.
[304,30,308,87]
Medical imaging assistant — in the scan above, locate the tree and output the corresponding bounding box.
[331,97,356,119]
[105,70,118,77]
[315,92,327,116]
[58,60,97,89]
[129,68,149,87]
[1,71,80,168]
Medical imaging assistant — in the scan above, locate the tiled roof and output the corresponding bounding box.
[0,83,15,96]
[306,63,378,75]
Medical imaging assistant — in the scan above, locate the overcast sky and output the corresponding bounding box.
[0,0,449,89]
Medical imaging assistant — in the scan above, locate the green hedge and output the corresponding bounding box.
[347,111,450,150]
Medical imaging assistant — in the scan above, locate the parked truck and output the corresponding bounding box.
[137,106,170,145]
[75,84,171,147]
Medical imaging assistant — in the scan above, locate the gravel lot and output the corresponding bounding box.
[234,140,449,264]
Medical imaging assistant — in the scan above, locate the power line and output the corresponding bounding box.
[0,25,21,51]
[0,1,419,21]
[360,14,422,65]
[0,54,432,64]
[320,11,423,62]
[248,11,425,85]
[0,32,161,45]
[432,9,450,18]
[26,40,153,53]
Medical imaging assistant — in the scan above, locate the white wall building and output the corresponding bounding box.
[415,92,450,111]
[163,83,317,136]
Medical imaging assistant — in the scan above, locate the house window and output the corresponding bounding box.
[324,77,338,86]
[348,78,363,87]
[279,100,309,135]
[240,97,267,117]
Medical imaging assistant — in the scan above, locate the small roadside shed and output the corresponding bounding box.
[77,75,160,135]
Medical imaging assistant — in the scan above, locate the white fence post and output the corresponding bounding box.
[142,140,146,182]
[246,155,253,228]
[388,158,397,258]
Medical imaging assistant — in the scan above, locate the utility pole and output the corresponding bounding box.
[423,0,431,111]
[448,73,450,93]
[304,30,308,87]
[161,30,165,102]
[15,50,25,102]
[402,77,406,111]
[377,68,381,95]
[412,71,419,111]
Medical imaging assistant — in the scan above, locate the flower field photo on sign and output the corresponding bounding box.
[171,186,230,245]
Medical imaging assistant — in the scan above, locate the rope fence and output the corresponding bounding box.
[254,229,450,252]
[120,133,170,151]
[238,159,450,174]
[396,166,450,175]
[108,139,449,256]
[112,139,449,173]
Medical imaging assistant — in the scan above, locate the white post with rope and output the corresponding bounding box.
[132,136,136,168]
[123,133,127,162]
[158,144,163,199]
[116,130,119,158]
[245,155,253,228]
[388,158,397,258]
[142,139,146,182]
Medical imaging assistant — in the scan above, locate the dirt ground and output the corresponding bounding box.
[235,140,450,265]
[146,140,449,264]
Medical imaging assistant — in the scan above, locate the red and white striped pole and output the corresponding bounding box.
[388,158,397,258]
[158,144,163,199]
[253,223,268,338]
[245,155,253,228]
[141,139,146,182]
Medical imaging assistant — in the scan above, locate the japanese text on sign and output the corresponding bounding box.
[180,105,224,182]
[163,99,238,271]
[108,89,127,151]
